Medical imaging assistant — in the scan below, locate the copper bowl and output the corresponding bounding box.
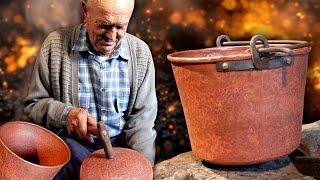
[0,121,71,179]
[80,121,153,180]
[80,148,153,180]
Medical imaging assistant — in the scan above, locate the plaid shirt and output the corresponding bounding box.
[72,24,130,137]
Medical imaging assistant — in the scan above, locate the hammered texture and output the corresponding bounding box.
[80,148,153,180]
[169,46,310,165]
[0,121,71,179]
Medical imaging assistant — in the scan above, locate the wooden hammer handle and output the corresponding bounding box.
[97,121,113,159]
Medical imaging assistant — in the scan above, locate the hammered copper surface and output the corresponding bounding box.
[80,148,153,180]
[0,121,71,179]
[168,45,311,165]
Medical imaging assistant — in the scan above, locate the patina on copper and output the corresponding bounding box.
[167,35,311,165]
[80,121,153,180]
[0,121,71,179]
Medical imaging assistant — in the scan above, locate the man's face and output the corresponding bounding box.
[83,0,133,56]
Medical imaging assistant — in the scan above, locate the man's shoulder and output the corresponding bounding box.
[42,24,80,48]
[125,33,151,53]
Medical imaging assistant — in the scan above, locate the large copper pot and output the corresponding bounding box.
[80,121,153,180]
[0,121,71,179]
[167,35,311,165]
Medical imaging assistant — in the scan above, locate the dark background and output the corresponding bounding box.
[0,0,319,163]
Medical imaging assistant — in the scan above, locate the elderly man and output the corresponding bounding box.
[24,0,157,178]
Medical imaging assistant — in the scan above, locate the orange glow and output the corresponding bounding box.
[169,10,206,29]
[145,9,152,14]
[215,19,226,30]
[169,12,182,24]
[222,0,238,10]
[219,0,315,39]
[167,102,180,113]
[185,10,206,29]
[309,63,320,91]
[4,37,39,73]
[168,124,174,130]
[2,81,8,89]
[13,14,24,24]
[296,12,305,19]
[166,44,173,50]
[204,39,214,47]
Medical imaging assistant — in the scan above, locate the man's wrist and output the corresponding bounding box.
[61,105,74,127]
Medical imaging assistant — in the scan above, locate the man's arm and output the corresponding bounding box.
[124,52,157,165]
[24,50,71,129]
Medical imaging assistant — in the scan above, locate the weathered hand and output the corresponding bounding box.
[87,115,98,136]
[66,108,97,143]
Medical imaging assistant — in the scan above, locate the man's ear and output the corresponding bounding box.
[82,0,88,22]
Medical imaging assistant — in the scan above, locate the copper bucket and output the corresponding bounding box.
[0,121,71,179]
[167,35,311,165]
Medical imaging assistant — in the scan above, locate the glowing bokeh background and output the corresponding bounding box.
[0,0,319,162]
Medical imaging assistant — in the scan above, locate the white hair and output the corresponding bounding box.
[84,0,135,12]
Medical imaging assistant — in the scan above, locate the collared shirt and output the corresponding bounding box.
[72,24,130,137]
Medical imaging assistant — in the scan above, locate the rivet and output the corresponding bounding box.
[222,62,229,70]
[286,58,292,65]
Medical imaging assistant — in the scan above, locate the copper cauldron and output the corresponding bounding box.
[167,35,311,165]
[80,121,153,180]
[0,121,71,179]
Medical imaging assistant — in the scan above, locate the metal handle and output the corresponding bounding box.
[216,35,309,49]
[97,121,114,159]
[215,35,308,71]
[250,35,295,70]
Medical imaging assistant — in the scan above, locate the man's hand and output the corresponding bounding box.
[66,108,98,143]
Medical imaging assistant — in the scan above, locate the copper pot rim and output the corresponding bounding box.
[167,45,311,64]
[0,121,71,169]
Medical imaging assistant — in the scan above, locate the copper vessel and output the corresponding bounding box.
[80,121,153,180]
[167,35,311,165]
[0,121,71,179]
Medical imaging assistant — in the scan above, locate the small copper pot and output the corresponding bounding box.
[80,121,153,180]
[0,121,71,179]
